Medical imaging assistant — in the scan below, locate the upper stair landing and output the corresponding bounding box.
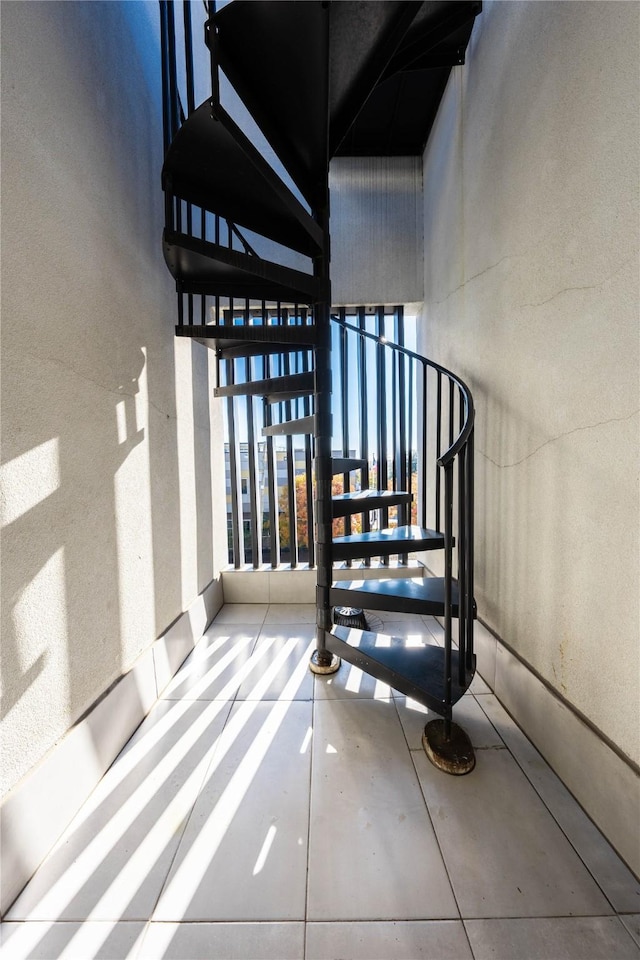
[328,1,422,156]
[336,1,482,156]
[212,1,422,206]
[212,0,330,209]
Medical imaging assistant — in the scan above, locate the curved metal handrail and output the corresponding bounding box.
[331,315,475,467]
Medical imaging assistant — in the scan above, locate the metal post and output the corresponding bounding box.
[310,197,339,674]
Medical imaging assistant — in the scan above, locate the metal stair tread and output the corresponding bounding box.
[162,100,323,256]
[332,524,444,561]
[331,457,367,475]
[175,323,317,356]
[262,415,315,436]
[327,625,474,712]
[215,372,314,403]
[329,576,461,617]
[163,230,325,303]
[331,488,412,518]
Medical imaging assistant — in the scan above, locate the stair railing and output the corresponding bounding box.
[160,0,258,332]
[332,313,475,684]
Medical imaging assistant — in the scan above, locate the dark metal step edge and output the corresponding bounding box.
[331,457,367,475]
[163,231,326,303]
[329,576,460,617]
[332,525,445,561]
[213,1,329,209]
[163,100,323,256]
[262,415,315,437]
[215,372,314,403]
[175,323,317,358]
[332,489,412,518]
[327,625,475,713]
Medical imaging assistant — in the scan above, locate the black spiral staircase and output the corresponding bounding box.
[160,0,481,773]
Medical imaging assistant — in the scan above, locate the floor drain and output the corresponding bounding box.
[333,606,368,630]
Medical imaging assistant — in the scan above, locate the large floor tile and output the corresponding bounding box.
[465,916,640,959]
[235,627,315,701]
[306,920,472,959]
[211,603,268,624]
[0,921,146,959]
[154,700,312,921]
[479,695,640,913]
[314,657,394,700]
[414,747,613,918]
[395,694,504,751]
[138,922,305,959]
[622,915,640,948]
[7,699,232,922]
[160,626,259,700]
[263,602,317,623]
[307,698,458,920]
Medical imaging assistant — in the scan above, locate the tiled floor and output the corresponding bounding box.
[2,604,639,959]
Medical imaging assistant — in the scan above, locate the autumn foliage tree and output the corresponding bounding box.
[279,472,362,553]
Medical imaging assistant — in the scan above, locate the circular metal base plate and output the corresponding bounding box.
[309,651,341,675]
[422,719,476,775]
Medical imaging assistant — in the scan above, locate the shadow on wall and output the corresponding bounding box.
[0,0,215,797]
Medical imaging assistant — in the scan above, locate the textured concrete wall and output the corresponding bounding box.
[330,157,424,305]
[420,2,639,764]
[0,1,227,797]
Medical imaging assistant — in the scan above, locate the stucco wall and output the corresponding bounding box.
[420,1,639,764]
[0,1,227,797]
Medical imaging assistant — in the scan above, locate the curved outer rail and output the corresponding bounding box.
[332,313,475,708]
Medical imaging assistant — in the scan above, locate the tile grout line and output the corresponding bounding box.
[302,674,320,959]
[401,701,477,956]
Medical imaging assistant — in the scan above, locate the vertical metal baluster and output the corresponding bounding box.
[183,0,195,116]
[263,300,280,569]
[159,3,172,155]
[177,282,184,327]
[245,303,260,569]
[391,344,398,495]
[421,364,428,530]
[435,371,442,532]
[376,307,388,557]
[227,392,243,569]
[301,307,315,568]
[457,396,467,686]
[443,462,454,730]
[182,0,194,296]
[166,1,180,140]
[466,426,475,670]
[282,309,298,568]
[205,3,220,110]
[357,308,371,558]
[226,297,242,567]
[339,309,351,547]
[408,357,415,525]
[396,307,408,538]
[449,378,455,450]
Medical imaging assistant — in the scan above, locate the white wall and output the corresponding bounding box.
[421,1,639,769]
[0,0,227,799]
